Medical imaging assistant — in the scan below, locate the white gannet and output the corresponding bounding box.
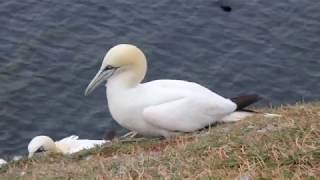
[28,135,108,158]
[0,159,7,168]
[85,44,279,138]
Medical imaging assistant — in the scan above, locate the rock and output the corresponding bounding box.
[84,155,93,161]
[222,127,231,132]
[266,124,275,131]
[257,128,267,133]
[237,175,251,180]
[20,171,26,176]
[13,155,23,161]
[257,124,279,133]
[247,125,255,129]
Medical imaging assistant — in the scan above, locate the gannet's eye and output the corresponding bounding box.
[35,146,46,153]
[103,65,115,71]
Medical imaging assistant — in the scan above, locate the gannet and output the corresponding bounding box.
[85,44,279,138]
[0,159,7,168]
[28,135,108,158]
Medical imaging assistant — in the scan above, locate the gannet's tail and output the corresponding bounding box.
[221,95,281,122]
[230,94,262,111]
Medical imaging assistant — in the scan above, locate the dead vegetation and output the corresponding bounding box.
[1,103,320,179]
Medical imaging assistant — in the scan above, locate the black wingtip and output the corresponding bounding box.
[230,94,262,111]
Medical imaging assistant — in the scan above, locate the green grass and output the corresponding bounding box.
[1,103,320,179]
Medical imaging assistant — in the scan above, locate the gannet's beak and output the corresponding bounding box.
[85,68,116,96]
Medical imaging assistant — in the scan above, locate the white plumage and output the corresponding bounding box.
[85,44,279,138]
[56,135,107,154]
[0,159,7,168]
[28,135,108,158]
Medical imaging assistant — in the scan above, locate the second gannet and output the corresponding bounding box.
[85,44,278,138]
[0,159,7,168]
[28,135,108,158]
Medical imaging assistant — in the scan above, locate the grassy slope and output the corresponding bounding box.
[1,103,320,179]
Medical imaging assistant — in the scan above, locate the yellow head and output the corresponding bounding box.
[85,44,147,95]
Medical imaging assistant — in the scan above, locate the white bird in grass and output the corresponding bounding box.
[28,135,108,158]
[85,44,280,138]
[0,159,7,168]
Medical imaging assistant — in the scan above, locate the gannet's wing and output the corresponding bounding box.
[143,94,236,132]
[59,135,79,141]
[67,139,107,154]
[58,135,108,154]
[142,80,214,95]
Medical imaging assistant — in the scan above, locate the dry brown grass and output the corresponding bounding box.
[1,103,320,179]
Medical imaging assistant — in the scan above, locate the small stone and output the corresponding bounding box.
[247,125,255,129]
[266,124,275,131]
[84,155,93,161]
[13,155,23,161]
[237,175,251,180]
[222,127,231,132]
[257,128,267,133]
[112,155,119,159]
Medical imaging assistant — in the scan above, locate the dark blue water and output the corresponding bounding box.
[0,0,319,158]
